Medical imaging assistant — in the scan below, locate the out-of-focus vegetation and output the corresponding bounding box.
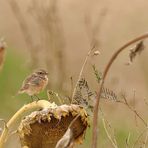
[0,0,148,147]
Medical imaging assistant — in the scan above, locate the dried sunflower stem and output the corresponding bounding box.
[92,33,148,148]
[0,100,52,148]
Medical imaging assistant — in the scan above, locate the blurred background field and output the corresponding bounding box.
[0,0,148,147]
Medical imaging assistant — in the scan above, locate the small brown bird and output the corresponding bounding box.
[18,69,48,101]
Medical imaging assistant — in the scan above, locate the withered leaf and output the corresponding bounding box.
[72,78,95,110]
[55,128,73,148]
[92,64,102,83]
[129,41,144,62]
[101,87,118,101]
[55,115,80,148]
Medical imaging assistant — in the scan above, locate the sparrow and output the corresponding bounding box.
[18,69,48,101]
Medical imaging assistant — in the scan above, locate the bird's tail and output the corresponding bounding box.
[12,89,24,98]
[17,88,26,94]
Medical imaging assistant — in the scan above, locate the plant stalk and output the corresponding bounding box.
[92,33,148,148]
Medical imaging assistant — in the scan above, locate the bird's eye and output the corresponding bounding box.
[39,72,42,74]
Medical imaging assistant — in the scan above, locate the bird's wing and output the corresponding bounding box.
[23,74,36,84]
[29,76,41,86]
[20,74,39,91]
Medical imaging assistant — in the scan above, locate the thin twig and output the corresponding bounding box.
[101,111,118,148]
[126,132,131,148]
[143,126,148,148]
[70,77,74,102]
[47,90,63,105]
[92,33,148,148]
[132,128,147,148]
[144,99,148,107]
[102,118,118,148]
[116,95,147,127]
[72,45,95,102]
[0,119,7,129]
[132,90,138,127]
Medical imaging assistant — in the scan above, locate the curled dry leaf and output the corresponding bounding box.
[55,128,73,148]
[129,41,144,63]
[56,115,80,148]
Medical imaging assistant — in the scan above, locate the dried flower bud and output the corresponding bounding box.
[93,50,100,56]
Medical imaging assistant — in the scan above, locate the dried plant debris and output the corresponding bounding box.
[100,87,118,101]
[55,128,73,148]
[0,118,7,129]
[18,104,88,148]
[47,90,63,104]
[72,77,118,111]
[93,50,100,56]
[72,78,95,110]
[92,64,102,83]
[0,119,7,136]
[55,115,80,148]
[129,41,145,63]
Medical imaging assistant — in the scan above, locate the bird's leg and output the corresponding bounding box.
[34,95,40,101]
[31,96,34,102]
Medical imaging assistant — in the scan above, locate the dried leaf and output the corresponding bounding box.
[92,64,102,83]
[55,128,73,148]
[55,115,80,148]
[47,90,63,104]
[72,78,95,110]
[101,87,117,101]
[129,41,144,63]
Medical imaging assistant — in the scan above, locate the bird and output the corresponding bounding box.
[18,69,48,101]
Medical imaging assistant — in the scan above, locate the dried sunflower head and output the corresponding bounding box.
[18,103,89,148]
